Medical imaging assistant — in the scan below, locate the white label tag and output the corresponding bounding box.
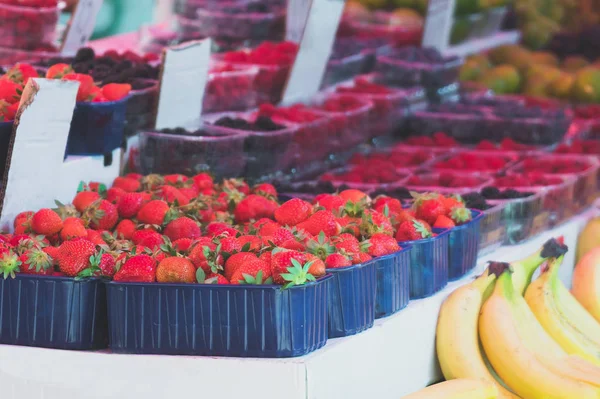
[0,78,121,230]
[422,0,455,51]
[282,0,345,104]
[286,0,313,42]
[155,39,212,130]
[61,0,105,56]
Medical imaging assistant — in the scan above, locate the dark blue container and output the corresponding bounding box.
[66,97,128,156]
[106,275,332,357]
[326,260,377,338]
[0,275,108,350]
[0,121,12,178]
[402,229,450,299]
[438,209,483,281]
[375,246,411,319]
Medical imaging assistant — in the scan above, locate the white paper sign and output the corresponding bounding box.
[286,0,313,42]
[422,0,455,51]
[61,0,105,56]
[0,78,121,230]
[154,39,212,130]
[282,0,346,104]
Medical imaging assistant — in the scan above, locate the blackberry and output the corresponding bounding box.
[481,186,501,199]
[461,192,490,210]
[74,47,95,63]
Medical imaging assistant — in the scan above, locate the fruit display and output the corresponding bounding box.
[0,0,58,50]
[204,63,259,114]
[437,238,600,398]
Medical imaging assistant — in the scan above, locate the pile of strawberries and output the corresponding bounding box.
[554,140,600,155]
[433,152,513,173]
[0,175,419,287]
[406,172,487,188]
[0,62,132,121]
[222,41,298,67]
[494,173,564,188]
[475,138,536,152]
[518,157,594,174]
[403,132,458,148]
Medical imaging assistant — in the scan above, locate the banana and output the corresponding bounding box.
[525,256,600,364]
[436,273,519,399]
[479,269,600,398]
[400,379,498,399]
[572,247,600,323]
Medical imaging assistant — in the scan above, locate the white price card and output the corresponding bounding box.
[422,0,455,51]
[154,39,212,130]
[282,0,346,104]
[61,0,105,56]
[286,0,313,43]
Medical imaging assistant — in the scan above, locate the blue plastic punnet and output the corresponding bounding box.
[375,245,411,319]
[440,209,483,281]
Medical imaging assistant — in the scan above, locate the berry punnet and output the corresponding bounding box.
[3,175,414,287]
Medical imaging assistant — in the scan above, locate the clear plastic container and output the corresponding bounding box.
[138,127,247,178]
[202,113,297,178]
[430,150,520,175]
[345,15,423,47]
[490,189,547,245]
[375,53,463,88]
[478,203,506,255]
[203,63,259,114]
[0,3,59,48]
[405,172,493,195]
[195,2,285,41]
[322,52,369,89]
[124,79,158,138]
[175,0,286,18]
[408,111,486,143]
[318,166,411,191]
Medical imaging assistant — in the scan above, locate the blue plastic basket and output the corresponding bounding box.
[0,275,108,350]
[106,275,332,357]
[326,260,377,338]
[0,121,12,178]
[375,246,411,319]
[401,229,450,299]
[445,209,483,280]
[66,97,128,156]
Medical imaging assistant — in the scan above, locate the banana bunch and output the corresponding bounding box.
[436,238,600,399]
[400,379,498,398]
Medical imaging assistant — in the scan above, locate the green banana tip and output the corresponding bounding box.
[540,237,568,259]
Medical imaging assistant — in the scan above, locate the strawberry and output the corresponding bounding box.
[10,234,47,254]
[91,252,116,277]
[113,254,156,283]
[332,233,361,254]
[414,196,447,226]
[163,217,201,241]
[433,215,455,228]
[224,252,258,281]
[252,183,277,197]
[306,231,335,260]
[115,219,136,240]
[173,238,193,252]
[360,210,394,237]
[259,251,272,267]
[156,185,189,206]
[131,229,163,250]
[365,233,400,257]
[271,227,295,246]
[339,189,369,204]
[230,259,272,285]
[106,187,126,204]
[357,252,373,264]
[192,173,213,190]
[0,251,21,279]
[395,219,432,242]
[117,192,146,219]
[86,229,106,246]
[373,196,403,214]
[296,210,340,237]
[62,73,94,102]
[0,79,20,104]
[5,63,38,83]
[136,200,169,226]
[305,253,326,277]
[271,249,308,284]
[72,190,100,212]
[156,256,196,283]
[189,242,223,274]
[56,239,96,277]
[274,198,312,226]
[204,273,230,284]
[325,253,352,268]
[314,194,345,213]
[220,236,241,254]
[163,174,188,186]
[256,219,281,237]
[450,207,472,226]
[13,211,33,229]
[19,248,53,275]
[31,208,63,236]
[206,222,238,238]
[442,195,464,212]
[237,235,262,252]
[45,63,73,79]
[59,217,87,241]
[337,215,360,237]
[102,83,132,101]
[234,194,278,223]
[84,200,118,231]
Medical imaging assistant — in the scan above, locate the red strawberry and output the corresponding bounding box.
[274,198,313,226]
[237,235,261,252]
[6,63,38,83]
[339,189,369,204]
[441,195,464,213]
[117,192,145,219]
[115,219,136,240]
[219,236,241,254]
[31,208,63,236]
[156,185,189,206]
[73,190,101,212]
[19,248,53,275]
[414,196,447,226]
[234,194,278,223]
[163,174,188,186]
[433,215,455,228]
[357,252,373,264]
[102,83,132,101]
[337,215,361,237]
[206,222,238,238]
[13,211,33,232]
[62,73,94,102]
[179,186,199,200]
[56,239,96,276]
[0,79,20,104]
[252,183,277,197]
[230,259,272,285]
[173,238,193,252]
[204,273,230,284]
[136,200,169,226]
[94,252,116,277]
[46,63,73,79]
[296,210,340,237]
[113,254,156,283]
[270,249,308,284]
[314,194,345,212]
[365,233,400,257]
[163,217,201,242]
[85,200,118,231]
[325,253,352,268]
[156,256,196,283]
[60,217,88,241]
[192,173,213,190]
[112,176,141,192]
[373,196,403,214]
[86,229,106,246]
[131,229,163,250]
[333,233,361,254]
[305,253,326,277]
[106,187,126,204]
[189,242,223,274]
[395,219,432,242]
[224,252,258,281]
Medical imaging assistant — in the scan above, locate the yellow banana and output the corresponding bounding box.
[572,247,600,323]
[525,256,600,364]
[479,270,600,398]
[436,273,519,399]
[400,379,498,399]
